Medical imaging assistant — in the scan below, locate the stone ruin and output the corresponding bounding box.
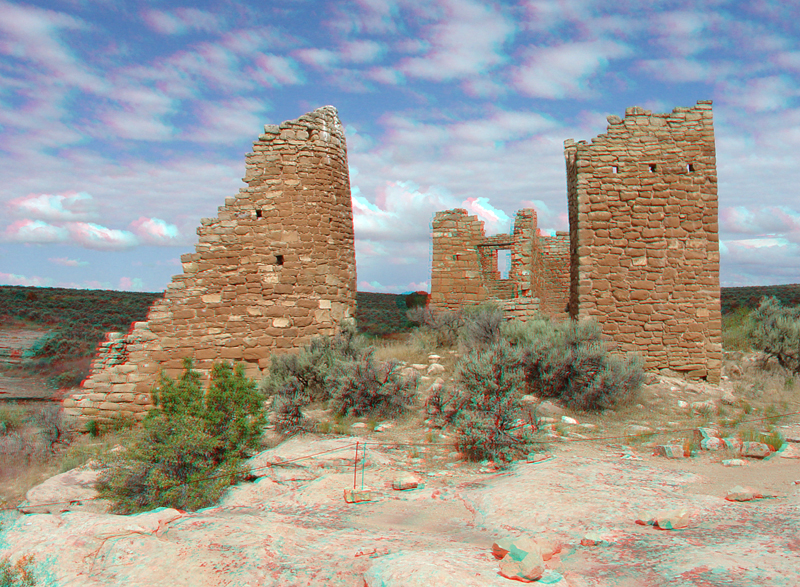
[64,106,356,425]
[429,209,570,320]
[430,101,721,383]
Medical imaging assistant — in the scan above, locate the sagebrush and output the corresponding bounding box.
[747,296,800,374]
[262,325,419,431]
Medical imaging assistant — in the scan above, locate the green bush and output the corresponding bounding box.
[446,340,532,463]
[0,554,37,587]
[406,307,463,347]
[747,296,800,374]
[327,351,419,418]
[502,316,644,411]
[0,405,27,435]
[460,303,504,351]
[96,359,265,514]
[260,324,365,404]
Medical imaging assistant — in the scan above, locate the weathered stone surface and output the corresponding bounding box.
[565,101,721,384]
[66,107,357,426]
[654,444,684,458]
[726,485,764,502]
[18,466,110,515]
[742,441,771,458]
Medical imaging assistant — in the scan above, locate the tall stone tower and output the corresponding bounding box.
[565,100,721,383]
[65,106,357,425]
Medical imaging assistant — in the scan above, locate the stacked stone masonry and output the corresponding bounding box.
[64,106,357,425]
[430,101,720,383]
[429,208,570,321]
[565,100,721,383]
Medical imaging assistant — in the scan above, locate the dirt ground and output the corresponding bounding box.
[2,327,800,585]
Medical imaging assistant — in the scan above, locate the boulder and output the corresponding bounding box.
[742,441,771,458]
[726,485,764,502]
[392,473,420,491]
[654,445,684,458]
[18,466,110,515]
[538,401,565,416]
[498,549,545,582]
[636,509,689,530]
[427,363,445,376]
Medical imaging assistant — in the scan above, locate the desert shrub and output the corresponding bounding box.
[445,340,532,463]
[96,359,265,514]
[405,291,429,310]
[261,323,365,404]
[747,296,800,374]
[0,405,27,435]
[405,306,463,347]
[722,306,754,351]
[271,388,309,434]
[502,316,644,411]
[0,554,38,587]
[31,405,73,452]
[327,351,418,418]
[460,303,504,351]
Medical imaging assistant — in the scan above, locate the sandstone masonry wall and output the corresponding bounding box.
[565,100,721,383]
[429,208,569,320]
[65,106,356,425]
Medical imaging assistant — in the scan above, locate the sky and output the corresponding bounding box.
[1,0,799,295]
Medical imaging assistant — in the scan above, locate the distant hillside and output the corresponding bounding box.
[720,284,800,314]
[0,286,415,388]
[2,283,796,389]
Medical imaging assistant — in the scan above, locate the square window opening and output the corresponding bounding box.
[687,163,695,172]
[648,164,657,172]
[612,165,619,173]
[256,210,263,218]
[275,254,284,266]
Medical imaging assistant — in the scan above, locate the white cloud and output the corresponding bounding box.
[142,8,222,35]
[5,219,69,243]
[129,217,182,245]
[512,40,631,99]
[398,0,515,81]
[0,271,54,287]
[186,97,268,143]
[253,54,304,86]
[9,192,97,221]
[294,48,339,68]
[339,40,385,63]
[49,257,88,267]
[67,223,139,250]
[722,75,799,113]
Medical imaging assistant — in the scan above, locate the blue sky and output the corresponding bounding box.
[1,0,799,294]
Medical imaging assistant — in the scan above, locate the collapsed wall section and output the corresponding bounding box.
[64,106,356,425]
[429,208,568,320]
[565,100,721,383]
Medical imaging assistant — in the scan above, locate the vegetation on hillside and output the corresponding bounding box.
[0,286,161,388]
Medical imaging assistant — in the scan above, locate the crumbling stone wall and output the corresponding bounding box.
[565,100,721,383]
[429,208,569,320]
[64,106,356,425]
